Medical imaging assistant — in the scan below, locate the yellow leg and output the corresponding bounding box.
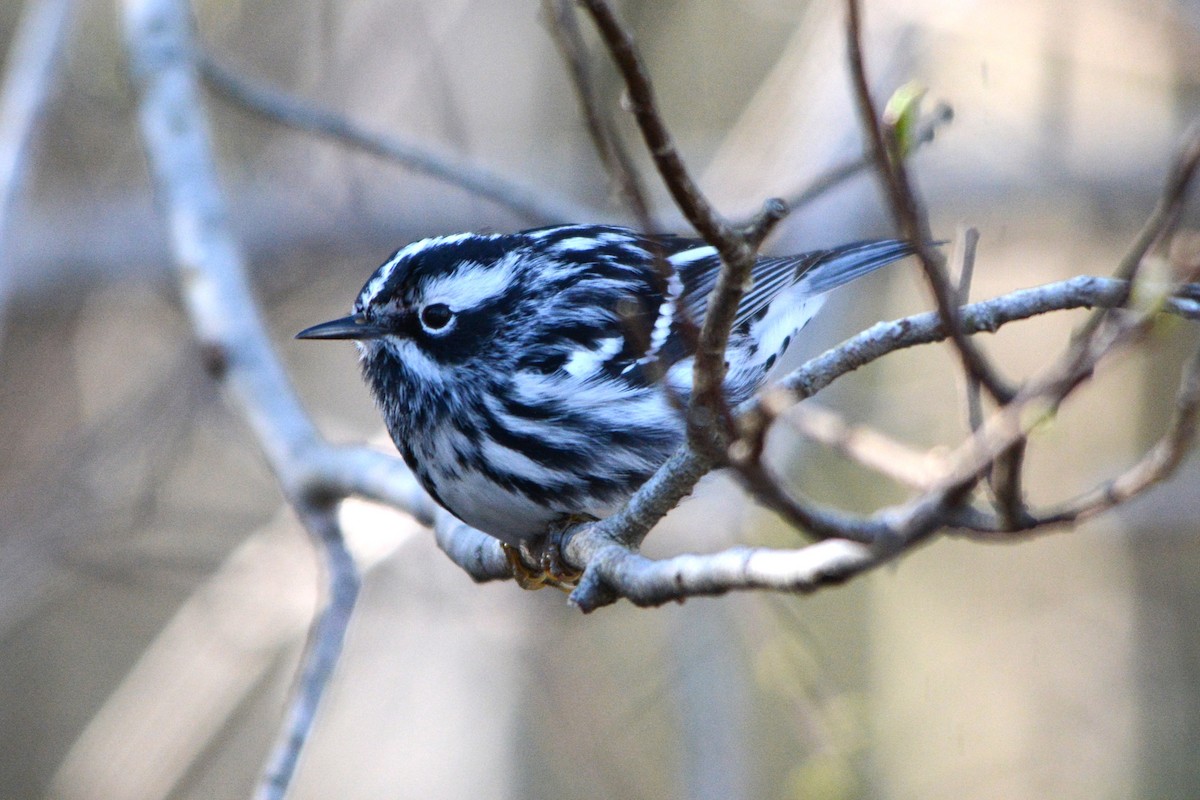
[500,525,586,593]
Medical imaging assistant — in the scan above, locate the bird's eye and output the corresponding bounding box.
[420,303,453,331]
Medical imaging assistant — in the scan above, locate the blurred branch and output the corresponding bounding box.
[1036,341,1200,526]
[731,100,953,230]
[198,53,593,226]
[122,3,369,798]
[542,0,653,226]
[779,401,945,491]
[0,0,74,358]
[256,509,357,800]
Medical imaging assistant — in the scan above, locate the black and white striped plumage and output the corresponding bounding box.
[298,224,913,545]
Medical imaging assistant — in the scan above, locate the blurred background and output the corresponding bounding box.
[3,0,1200,798]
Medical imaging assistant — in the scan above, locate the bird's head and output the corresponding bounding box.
[297,233,542,378]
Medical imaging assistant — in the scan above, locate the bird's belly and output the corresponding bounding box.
[433,468,561,546]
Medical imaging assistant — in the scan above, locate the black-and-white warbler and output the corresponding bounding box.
[298,224,913,546]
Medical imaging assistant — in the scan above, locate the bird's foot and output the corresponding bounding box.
[501,515,591,592]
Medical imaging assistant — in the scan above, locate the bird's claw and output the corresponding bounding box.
[501,540,581,592]
[501,517,588,592]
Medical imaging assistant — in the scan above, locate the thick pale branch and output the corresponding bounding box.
[306,446,439,527]
[123,3,366,798]
[571,539,880,611]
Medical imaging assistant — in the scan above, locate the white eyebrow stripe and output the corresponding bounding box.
[421,251,520,310]
[360,232,479,305]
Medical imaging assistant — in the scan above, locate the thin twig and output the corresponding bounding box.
[1074,121,1200,343]
[949,227,1029,527]
[730,100,953,230]
[845,0,1014,404]
[952,227,985,433]
[1029,341,1200,525]
[577,0,736,249]
[198,52,591,225]
[542,0,653,225]
[577,0,787,458]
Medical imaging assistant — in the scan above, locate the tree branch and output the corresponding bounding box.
[845,0,1014,405]
[197,52,593,226]
[123,3,365,797]
[577,0,787,458]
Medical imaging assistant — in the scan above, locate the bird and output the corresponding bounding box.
[297,224,913,565]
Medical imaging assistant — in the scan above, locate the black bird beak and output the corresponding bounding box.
[295,314,387,341]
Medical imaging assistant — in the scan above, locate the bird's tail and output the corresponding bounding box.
[798,239,918,295]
